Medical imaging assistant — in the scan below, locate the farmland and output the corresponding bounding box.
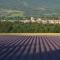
[0,35,60,60]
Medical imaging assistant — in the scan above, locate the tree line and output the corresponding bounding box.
[0,21,60,33]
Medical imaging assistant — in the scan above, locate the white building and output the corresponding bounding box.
[30,17,36,23]
[36,18,42,23]
[19,20,30,23]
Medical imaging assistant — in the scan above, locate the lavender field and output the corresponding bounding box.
[0,35,60,60]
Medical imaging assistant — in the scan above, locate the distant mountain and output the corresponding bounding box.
[0,0,60,9]
[0,0,60,17]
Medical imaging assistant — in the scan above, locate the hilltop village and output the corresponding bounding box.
[19,17,60,24]
[1,17,60,24]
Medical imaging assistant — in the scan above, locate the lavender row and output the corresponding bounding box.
[0,36,60,60]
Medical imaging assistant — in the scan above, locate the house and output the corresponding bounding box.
[36,18,42,23]
[30,17,36,23]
